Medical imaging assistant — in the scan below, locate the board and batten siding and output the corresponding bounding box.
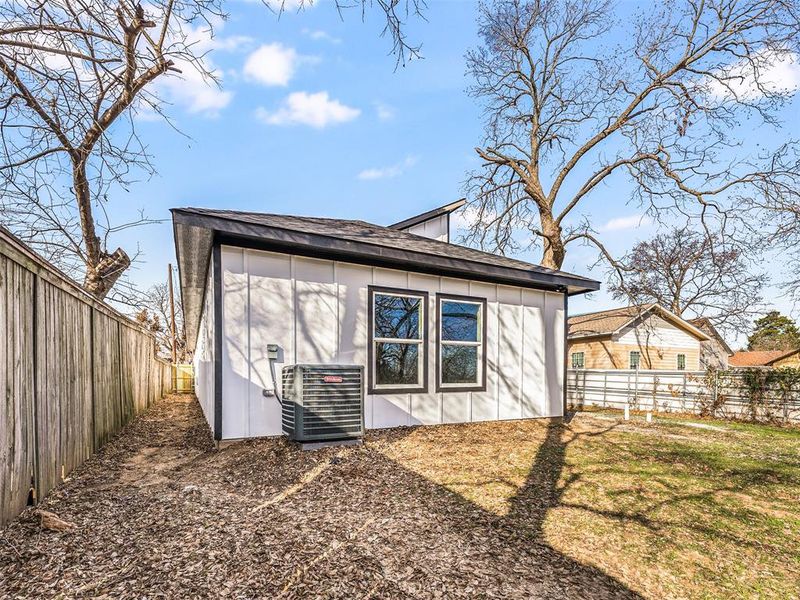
[193,259,216,435]
[216,245,565,439]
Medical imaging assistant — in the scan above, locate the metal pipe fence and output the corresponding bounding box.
[567,368,800,424]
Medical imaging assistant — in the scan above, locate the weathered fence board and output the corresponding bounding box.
[0,227,173,526]
[0,255,36,522]
[568,369,800,423]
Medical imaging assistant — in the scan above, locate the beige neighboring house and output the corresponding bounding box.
[729,349,800,369]
[688,317,734,370]
[568,304,711,371]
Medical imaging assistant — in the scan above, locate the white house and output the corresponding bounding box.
[172,201,599,441]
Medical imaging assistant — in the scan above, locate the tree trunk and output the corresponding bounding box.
[539,212,566,270]
[71,152,131,299]
[83,248,131,299]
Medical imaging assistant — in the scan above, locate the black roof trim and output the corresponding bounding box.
[389,198,467,231]
[172,208,599,294]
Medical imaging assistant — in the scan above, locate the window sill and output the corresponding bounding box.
[435,384,487,393]
[368,385,429,395]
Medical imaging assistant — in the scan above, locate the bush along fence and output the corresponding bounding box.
[567,368,800,424]
[0,226,173,526]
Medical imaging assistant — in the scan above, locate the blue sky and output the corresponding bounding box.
[113,0,800,346]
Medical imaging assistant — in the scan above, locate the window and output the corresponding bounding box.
[436,294,487,392]
[629,351,640,370]
[677,354,686,370]
[368,287,428,394]
[572,352,585,369]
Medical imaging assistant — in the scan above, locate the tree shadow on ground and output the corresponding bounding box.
[351,420,644,599]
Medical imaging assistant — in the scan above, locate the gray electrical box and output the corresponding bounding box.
[266,344,279,360]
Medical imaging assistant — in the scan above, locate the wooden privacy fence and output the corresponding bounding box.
[0,227,173,526]
[567,368,800,424]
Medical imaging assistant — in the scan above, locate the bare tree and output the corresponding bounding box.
[748,166,800,301]
[464,0,800,270]
[0,0,424,301]
[605,227,766,335]
[137,280,187,360]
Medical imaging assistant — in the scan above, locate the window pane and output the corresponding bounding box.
[442,345,478,384]
[572,352,584,368]
[441,301,480,342]
[677,354,686,370]
[374,294,421,340]
[375,342,419,386]
[630,352,640,369]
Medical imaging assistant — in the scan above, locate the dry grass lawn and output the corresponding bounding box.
[1,395,798,599]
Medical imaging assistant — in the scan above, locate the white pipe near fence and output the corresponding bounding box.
[567,369,800,424]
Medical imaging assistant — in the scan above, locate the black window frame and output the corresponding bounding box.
[435,293,488,393]
[367,285,429,395]
[629,351,641,370]
[677,353,686,370]
[572,351,585,369]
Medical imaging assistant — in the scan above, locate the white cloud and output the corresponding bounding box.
[159,72,233,116]
[708,49,800,100]
[600,214,652,232]
[243,43,300,87]
[303,28,341,44]
[358,155,418,180]
[211,35,255,52]
[241,0,311,9]
[256,91,360,128]
[375,102,395,121]
[450,204,480,232]
[146,17,240,117]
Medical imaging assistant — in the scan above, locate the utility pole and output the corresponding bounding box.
[168,263,177,365]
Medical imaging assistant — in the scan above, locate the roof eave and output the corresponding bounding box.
[389,198,467,230]
[173,208,599,293]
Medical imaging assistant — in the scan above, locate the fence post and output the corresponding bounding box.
[713,370,719,417]
[683,372,687,411]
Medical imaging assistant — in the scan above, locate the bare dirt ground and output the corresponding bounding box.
[3,395,798,599]
[0,394,638,599]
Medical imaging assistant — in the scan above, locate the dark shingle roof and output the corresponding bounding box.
[172,207,600,351]
[175,207,598,288]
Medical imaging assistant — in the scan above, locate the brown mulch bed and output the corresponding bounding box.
[0,394,639,599]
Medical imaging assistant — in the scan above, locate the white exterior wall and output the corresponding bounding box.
[193,260,216,436]
[616,321,699,349]
[218,245,565,439]
[401,214,449,242]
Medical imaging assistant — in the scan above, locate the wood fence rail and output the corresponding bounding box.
[1,226,172,526]
[567,368,800,424]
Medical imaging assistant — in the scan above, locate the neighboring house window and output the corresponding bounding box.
[368,287,428,394]
[629,351,640,370]
[677,354,686,370]
[436,294,487,392]
[572,352,585,369]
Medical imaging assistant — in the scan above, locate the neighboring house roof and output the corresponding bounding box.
[687,317,734,356]
[388,198,466,231]
[567,303,710,341]
[172,207,600,352]
[729,348,800,367]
